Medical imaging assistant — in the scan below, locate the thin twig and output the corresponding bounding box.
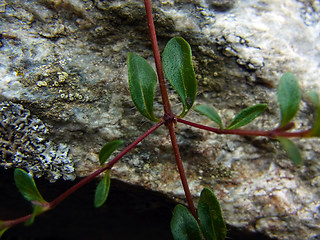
[178,118,311,138]
[143,0,199,220]
[1,121,164,228]
[144,0,172,116]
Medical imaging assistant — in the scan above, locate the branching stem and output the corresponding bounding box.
[49,120,164,209]
[2,0,315,237]
[144,0,198,220]
[1,121,164,228]
[1,214,32,229]
[178,118,311,138]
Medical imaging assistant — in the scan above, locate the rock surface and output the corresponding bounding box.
[1,0,320,239]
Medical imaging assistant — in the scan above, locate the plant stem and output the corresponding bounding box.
[143,0,198,220]
[178,118,311,138]
[50,120,164,209]
[2,121,164,228]
[168,122,198,220]
[144,0,172,116]
[1,214,32,229]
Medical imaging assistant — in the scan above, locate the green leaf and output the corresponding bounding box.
[0,221,9,238]
[14,169,48,226]
[198,188,226,240]
[25,204,47,226]
[162,37,197,117]
[14,169,46,204]
[278,137,302,165]
[99,140,124,165]
[226,104,267,130]
[0,228,8,238]
[308,91,320,106]
[308,91,320,137]
[277,73,301,127]
[194,105,223,129]
[94,171,111,208]
[171,204,202,240]
[127,52,159,122]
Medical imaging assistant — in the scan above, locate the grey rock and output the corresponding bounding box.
[0,101,75,182]
[206,0,236,11]
[0,0,320,239]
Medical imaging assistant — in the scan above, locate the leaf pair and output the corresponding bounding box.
[278,76,320,163]
[128,37,196,120]
[195,72,301,129]
[13,169,49,226]
[195,73,303,165]
[171,188,226,240]
[94,140,123,208]
[276,73,320,130]
[276,73,303,165]
[8,140,123,231]
[272,72,320,134]
[278,90,320,165]
[195,104,267,130]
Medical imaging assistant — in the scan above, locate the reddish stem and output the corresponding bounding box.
[2,121,164,228]
[178,118,311,138]
[1,214,32,229]
[167,122,198,219]
[143,0,198,220]
[50,120,164,208]
[144,0,172,116]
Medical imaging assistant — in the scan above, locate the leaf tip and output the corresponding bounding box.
[278,137,302,165]
[99,140,124,165]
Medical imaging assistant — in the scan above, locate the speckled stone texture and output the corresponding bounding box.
[0,101,75,182]
[0,0,319,239]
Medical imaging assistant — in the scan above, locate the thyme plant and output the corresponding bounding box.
[1,0,320,239]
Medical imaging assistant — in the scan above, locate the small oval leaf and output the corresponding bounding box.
[14,169,46,204]
[226,104,267,130]
[277,73,301,127]
[308,91,320,137]
[94,171,111,208]
[198,188,226,240]
[194,105,223,129]
[127,52,159,122]
[99,140,123,165]
[278,137,302,165]
[162,37,196,117]
[171,204,202,240]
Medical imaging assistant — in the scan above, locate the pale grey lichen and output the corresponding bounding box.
[0,101,75,182]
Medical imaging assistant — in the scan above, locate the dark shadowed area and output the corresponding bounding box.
[0,169,275,240]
